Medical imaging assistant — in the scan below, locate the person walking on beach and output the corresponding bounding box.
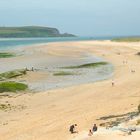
[112,79,115,87]
[31,67,34,71]
[92,124,98,132]
[69,124,78,134]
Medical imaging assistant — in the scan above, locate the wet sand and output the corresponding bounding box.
[0,42,113,91]
[0,40,140,140]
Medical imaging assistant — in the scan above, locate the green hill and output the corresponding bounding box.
[0,26,75,38]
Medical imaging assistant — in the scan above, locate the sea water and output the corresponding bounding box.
[0,36,114,91]
[0,36,115,51]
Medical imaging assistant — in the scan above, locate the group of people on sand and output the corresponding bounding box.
[88,124,98,136]
[69,124,98,136]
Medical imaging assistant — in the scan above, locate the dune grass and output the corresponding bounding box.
[53,71,75,76]
[61,62,108,69]
[0,52,15,58]
[0,81,28,93]
[112,37,140,42]
[0,69,27,81]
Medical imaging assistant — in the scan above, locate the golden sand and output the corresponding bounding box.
[0,40,140,140]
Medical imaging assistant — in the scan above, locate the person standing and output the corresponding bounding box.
[112,79,115,86]
[92,124,98,132]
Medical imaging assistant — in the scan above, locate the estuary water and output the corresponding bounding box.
[0,36,115,50]
[0,37,114,91]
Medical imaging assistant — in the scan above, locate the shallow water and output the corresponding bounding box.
[0,37,114,92]
[29,64,113,92]
[0,37,91,50]
[0,36,117,51]
[24,54,113,92]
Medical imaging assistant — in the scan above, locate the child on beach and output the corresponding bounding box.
[88,129,93,136]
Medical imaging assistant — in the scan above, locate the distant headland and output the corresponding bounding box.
[0,26,76,38]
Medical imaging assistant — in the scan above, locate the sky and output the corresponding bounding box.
[0,0,140,36]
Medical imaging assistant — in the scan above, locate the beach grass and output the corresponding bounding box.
[0,81,28,93]
[112,37,140,42]
[0,52,15,58]
[0,69,27,81]
[53,71,76,76]
[61,62,108,69]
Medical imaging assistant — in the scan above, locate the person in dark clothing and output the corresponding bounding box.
[92,124,98,132]
[69,124,78,134]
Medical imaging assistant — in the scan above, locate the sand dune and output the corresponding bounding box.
[0,40,140,140]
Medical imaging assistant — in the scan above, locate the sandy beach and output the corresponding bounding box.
[0,40,140,140]
[0,41,113,91]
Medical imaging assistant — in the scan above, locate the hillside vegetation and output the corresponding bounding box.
[0,26,75,38]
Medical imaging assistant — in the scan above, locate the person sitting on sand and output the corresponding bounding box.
[69,124,78,134]
[88,129,93,136]
[92,124,98,132]
[131,70,135,73]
